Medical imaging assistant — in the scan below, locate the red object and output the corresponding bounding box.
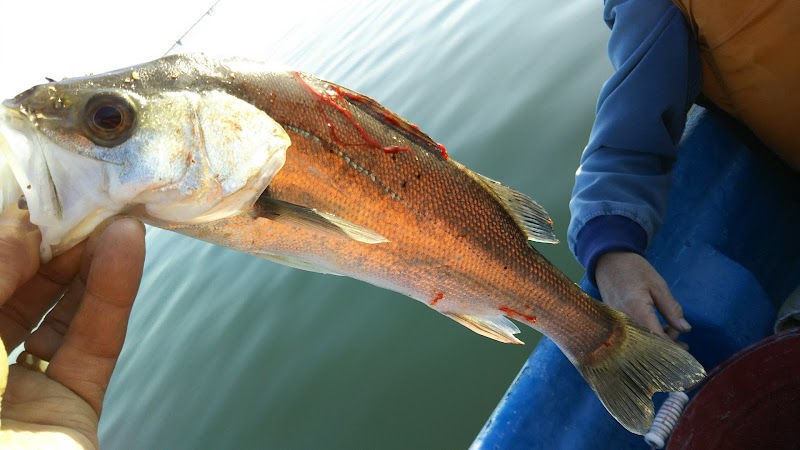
[668,328,800,450]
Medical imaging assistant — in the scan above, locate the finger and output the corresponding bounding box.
[0,242,85,349]
[46,217,145,415]
[23,276,86,361]
[663,325,690,349]
[607,290,667,339]
[650,281,691,333]
[0,210,41,304]
[636,305,671,340]
[29,217,139,357]
[24,221,127,360]
[664,324,680,341]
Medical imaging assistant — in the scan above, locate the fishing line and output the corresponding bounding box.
[163,0,225,56]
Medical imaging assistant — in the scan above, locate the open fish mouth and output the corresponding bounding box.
[0,103,105,259]
[0,105,52,219]
[0,124,24,214]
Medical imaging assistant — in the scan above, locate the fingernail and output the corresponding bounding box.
[678,318,692,331]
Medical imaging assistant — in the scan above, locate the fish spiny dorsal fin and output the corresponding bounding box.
[443,312,524,344]
[455,162,558,244]
[259,198,388,244]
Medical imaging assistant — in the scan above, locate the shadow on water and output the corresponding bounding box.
[100,1,611,448]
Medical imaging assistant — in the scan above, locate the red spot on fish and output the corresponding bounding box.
[602,341,612,348]
[294,72,411,156]
[430,292,444,306]
[500,306,537,324]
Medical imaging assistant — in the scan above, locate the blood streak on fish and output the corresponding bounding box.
[499,306,537,324]
[293,72,411,155]
[376,110,448,160]
[430,292,444,306]
[322,78,448,161]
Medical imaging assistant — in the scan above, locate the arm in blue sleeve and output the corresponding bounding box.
[567,0,701,283]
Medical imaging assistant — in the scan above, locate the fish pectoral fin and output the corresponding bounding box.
[443,312,524,345]
[463,167,558,244]
[259,198,389,244]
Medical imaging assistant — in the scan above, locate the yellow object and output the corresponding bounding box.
[0,337,7,414]
[673,0,800,170]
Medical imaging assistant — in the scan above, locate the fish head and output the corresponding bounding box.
[0,54,290,260]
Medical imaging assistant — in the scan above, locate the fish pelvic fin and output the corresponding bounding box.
[444,312,524,345]
[576,316,706,435]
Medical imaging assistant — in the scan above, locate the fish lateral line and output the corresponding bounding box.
[293,71,412,156]
[499,305,537,324]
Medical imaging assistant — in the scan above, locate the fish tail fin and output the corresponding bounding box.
[575,316,706,435]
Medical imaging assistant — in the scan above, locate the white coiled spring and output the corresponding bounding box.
[644,392,690,449]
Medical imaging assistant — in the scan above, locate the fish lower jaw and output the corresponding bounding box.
[0,106,118,260]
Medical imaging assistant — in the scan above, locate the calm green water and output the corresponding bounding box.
[98,1,612,448]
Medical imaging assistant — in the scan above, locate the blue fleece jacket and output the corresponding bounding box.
[567,0,702,285]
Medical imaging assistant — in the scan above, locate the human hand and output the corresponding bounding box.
[0,212,145,449]
[595,251,691,341]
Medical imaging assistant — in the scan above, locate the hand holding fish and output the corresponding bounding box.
[595,251,691,341]
[0,214,145,449]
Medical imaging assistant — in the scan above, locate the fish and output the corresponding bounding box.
[0,54,705,434]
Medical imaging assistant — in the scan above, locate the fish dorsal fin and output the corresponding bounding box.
[443,312,524,345]
[259,198,388,244]
[463,166,558,244]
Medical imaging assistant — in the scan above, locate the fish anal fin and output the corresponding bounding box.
[575,315,706,434]
[444,312,524,345]
[460,165,558,244]
[258,198,388,244]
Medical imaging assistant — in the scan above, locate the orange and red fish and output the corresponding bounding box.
[0,54,704,434]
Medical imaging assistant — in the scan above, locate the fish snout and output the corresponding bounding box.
[3,85,39,109]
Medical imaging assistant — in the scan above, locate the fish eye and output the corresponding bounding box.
[82,93,136,147]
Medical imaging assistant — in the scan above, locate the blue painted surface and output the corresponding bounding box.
[473,106,800,449]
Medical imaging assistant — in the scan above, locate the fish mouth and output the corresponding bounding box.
[0,104,43,213]
[0,101,77,260]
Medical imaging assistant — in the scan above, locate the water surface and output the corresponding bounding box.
[5,1,612,448]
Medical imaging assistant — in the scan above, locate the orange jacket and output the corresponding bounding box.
[673,0,800,170]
